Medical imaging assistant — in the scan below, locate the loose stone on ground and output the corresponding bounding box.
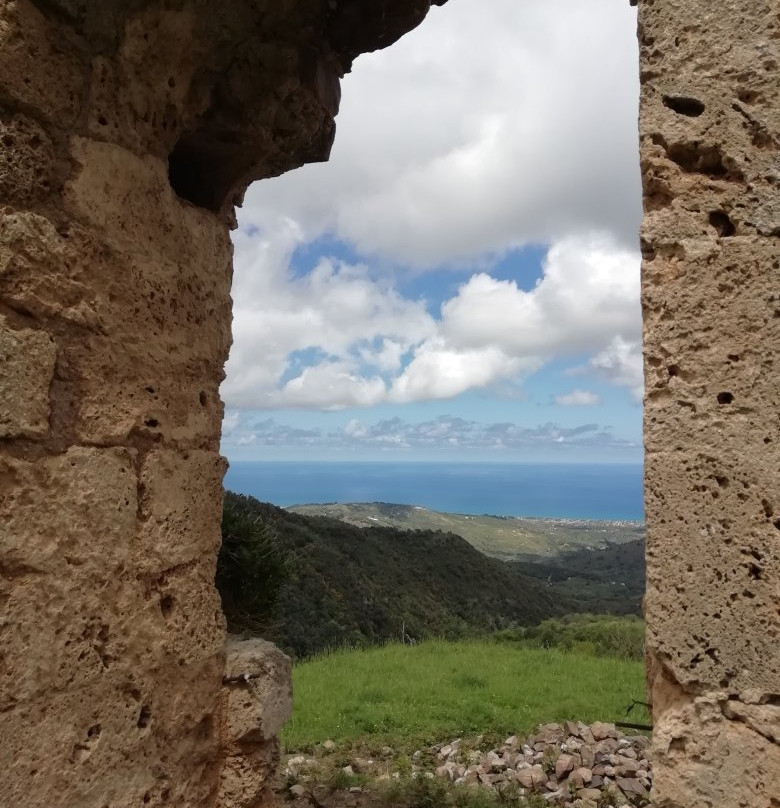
[282,721,652,807]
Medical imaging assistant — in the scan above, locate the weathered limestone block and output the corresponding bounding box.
[0,114,57,204]
[0,0,85,125]
[640,0,779,805]
[650,669,780,806]
[222,638,293,744]
[645,449,779,694]
[218,637,293,808]
[0,211,103,326]
[135,449,229,574]
[63,138,232,445]
[0,446,135,571]
[0,316,56,436]
[3,657,223,808]
[1,448,137,707]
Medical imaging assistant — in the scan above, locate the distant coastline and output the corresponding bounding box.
[224,460,644,522]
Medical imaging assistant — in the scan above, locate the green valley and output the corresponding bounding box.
[288,502,643,562]
[220,493,644,660]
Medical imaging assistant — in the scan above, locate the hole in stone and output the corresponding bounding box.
[167,132,242,212]
[160,594,175,618]
[662,94,705,116]
[714,475,728,487]
[709,210,736,237]
[199,391,208,407]
[196,715,214,739]
[761,499,773,517]
[145,386,155,394]
[144,418,159,428]
[666,142,742,180]
[773,519,780,531]
[640,239,656,261]
[727,353,740,361]
[737,89,760,104]
[137,705,152,729]
[667,364,679,376]
[747,563,762,580]
[168,77,176,88]
[668,737,687,752]
[143,793,151,804]
[97,115,108,126]
[87,723,102,739]
[716,391,734,404]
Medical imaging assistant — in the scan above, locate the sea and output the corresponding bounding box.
[224,461,644,522]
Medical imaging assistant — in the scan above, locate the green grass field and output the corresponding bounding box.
[284,639,649,752]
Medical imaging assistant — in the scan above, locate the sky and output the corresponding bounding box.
[220,0,643,463]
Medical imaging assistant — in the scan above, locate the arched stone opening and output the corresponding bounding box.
[0,1,777,807]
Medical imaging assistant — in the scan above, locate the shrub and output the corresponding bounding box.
[492,614,645,661]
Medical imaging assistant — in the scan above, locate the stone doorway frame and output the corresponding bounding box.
[1,1,777,806]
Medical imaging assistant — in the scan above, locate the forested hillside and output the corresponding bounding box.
[511,539,645,616]
[222,492,568,658]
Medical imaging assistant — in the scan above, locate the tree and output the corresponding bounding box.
[216,495,289,633]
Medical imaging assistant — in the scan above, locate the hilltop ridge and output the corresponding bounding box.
[288,501,644,561]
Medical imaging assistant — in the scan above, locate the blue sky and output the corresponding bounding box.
[220,0,642,463]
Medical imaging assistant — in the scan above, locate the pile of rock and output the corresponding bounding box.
[282,721,651,808]
[431,721,651,807]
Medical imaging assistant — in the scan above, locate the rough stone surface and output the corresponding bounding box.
[0,1,443,806]
[640,0,780,805]
[0,316,56,436]
[219,637,293,808]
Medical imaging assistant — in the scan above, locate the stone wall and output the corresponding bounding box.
[0,1,442,806]
[2,0,778,806]
[639,0,780,805]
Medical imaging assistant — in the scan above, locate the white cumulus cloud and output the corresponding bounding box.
[221,0,643,412]
[224,231,641,409]
[581,336,644,401]
[239,0,641,267]
[554,389,602,407]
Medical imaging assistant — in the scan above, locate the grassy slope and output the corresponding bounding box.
[289,502,644,561]
[284,639,649,751]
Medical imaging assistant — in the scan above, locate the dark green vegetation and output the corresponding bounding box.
[222,492,570,659]
[288,504,646,624]
[511,540,645,616]
[218,496,290,633]
[219,493,645,658]
[284,639,648,751]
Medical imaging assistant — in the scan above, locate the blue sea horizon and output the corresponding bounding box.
[224,461,644,522]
